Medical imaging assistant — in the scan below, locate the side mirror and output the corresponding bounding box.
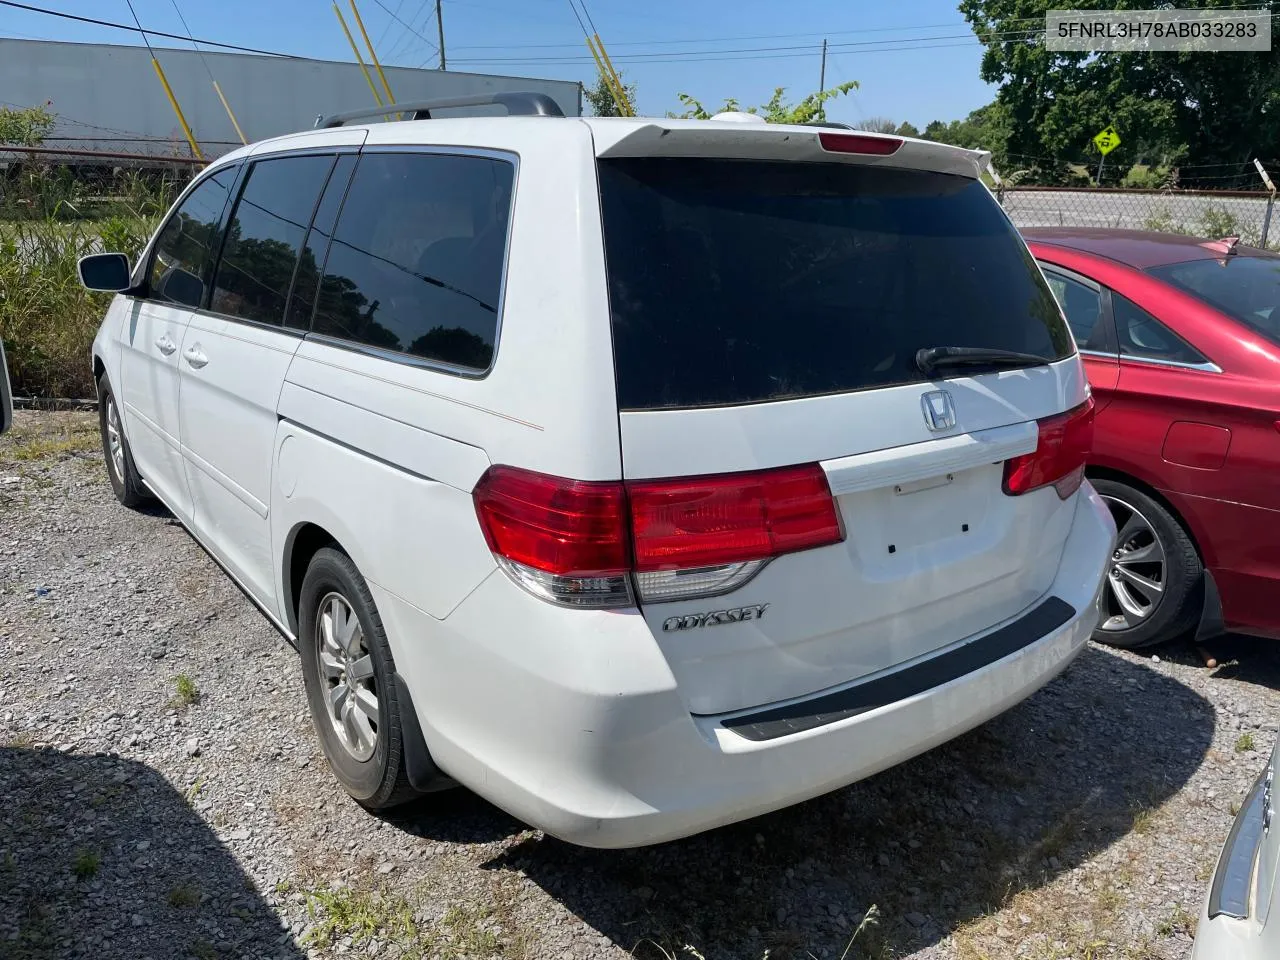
[0,338,13,436]
[159,267,204,308]
[78,252,132,292]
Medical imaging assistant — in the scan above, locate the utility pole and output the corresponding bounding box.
[819,38,827,90]
[435,0,446,69]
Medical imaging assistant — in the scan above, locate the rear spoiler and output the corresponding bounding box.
[591,120,989,180]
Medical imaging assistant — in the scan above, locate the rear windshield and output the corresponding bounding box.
[598,158,1073,410]
[1149,255,1280,347]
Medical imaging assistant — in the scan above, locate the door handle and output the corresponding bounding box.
[154,335,176,356]
[182,344,209,369]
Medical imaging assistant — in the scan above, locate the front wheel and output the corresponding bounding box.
[1091,478,1202,649]
[298,547,421,810]
[97,374,151,508]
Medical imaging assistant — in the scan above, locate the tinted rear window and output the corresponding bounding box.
[599,159,1073,410]
[1149,255,1280,347]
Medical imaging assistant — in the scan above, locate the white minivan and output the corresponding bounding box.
[78,94,1114,848]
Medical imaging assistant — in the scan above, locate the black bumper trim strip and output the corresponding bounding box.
[717,596,1076,742]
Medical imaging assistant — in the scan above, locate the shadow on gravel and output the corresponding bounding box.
[1204,634,1280,692]
[0,747,303,960]
[384,790,526,846]
[484,645,1214,960]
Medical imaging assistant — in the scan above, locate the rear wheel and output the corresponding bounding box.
[1091,478,1202,649]
[96,374,150,508]
[298,547,420,810]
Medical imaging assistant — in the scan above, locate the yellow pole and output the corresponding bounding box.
[150,57,204,161]
[585,37,630,117]
[334,4,384,106]
[593,34,632,116]
[350,0,396,106]
[212,80,248,145]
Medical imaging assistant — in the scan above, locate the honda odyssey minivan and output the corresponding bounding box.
[78,94,1114,847]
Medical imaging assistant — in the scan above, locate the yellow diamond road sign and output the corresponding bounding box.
[1094,126,1121,156]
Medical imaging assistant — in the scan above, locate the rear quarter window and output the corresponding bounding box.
[310,152,515,372]
[598,158,1073,410]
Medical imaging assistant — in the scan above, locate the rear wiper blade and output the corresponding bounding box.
[915,346,1051,377]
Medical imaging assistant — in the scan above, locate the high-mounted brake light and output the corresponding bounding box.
[1002,398,1095,500]
[472,463,844,608]
[818,132,903,156]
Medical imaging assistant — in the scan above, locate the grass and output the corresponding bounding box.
[188,940,218,960]
[1156,902,1196,937]
[167,883,200,909]
[1131,804,1157,836]
[1,160,186,400]
[172,674,201,708]
[302,884,514,960]
[2,415,99,463]
[1235,731,1256,753]
[439,904,502,959]
[72,849,101,879]
[304,886,420,954]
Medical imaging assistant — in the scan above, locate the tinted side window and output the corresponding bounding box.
[1113,293,1208,365]
[287,154,357,331]
[312,152,514,371]
[210,155,334,327]
[147,168,235,308]
[1042,268,1103,348]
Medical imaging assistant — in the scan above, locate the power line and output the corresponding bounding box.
[167,0,217,83]
[449,31,1041,66]
[0,0,302,57]
[368,0,438,59]
[375,0,408,47]
[452,40,994,66]
[383,0,430,60]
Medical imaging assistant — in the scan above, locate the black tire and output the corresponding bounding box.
[96,374,151,508]
[298,547,420,810]
[1091,478,1202,649]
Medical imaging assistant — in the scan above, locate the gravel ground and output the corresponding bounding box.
[3,410,1279,960]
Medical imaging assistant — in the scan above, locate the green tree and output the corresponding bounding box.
[674,81,859,124]
[895,121,920,138]
[958,0,1280,183]
[0,103,54,146]
[583,72,636,117]
[856,117,898,134]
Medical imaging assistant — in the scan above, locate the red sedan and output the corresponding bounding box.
[1025,228,1280,648]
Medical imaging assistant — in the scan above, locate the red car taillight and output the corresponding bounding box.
[1002,398,1095,500]
[472,463,844,607]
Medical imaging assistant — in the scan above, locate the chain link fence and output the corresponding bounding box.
[997,185,1277,249]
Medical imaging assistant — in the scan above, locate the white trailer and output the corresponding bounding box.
[0,39,582,160]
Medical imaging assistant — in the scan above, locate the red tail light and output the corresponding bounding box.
[818,132,903,156]
[472,466,629,577]
[1002,398,1095,500]
[628,465,842,572]
[472,463,844,607]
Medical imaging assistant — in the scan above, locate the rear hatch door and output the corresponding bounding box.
[597,126,1088,715]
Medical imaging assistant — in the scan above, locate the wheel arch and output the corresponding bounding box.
[282,521,342,636]
[1085,465,1208,564]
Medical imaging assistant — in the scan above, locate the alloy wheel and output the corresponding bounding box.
[1098,495,1167,632]
[105,396,125,483]
[316,592,379,762]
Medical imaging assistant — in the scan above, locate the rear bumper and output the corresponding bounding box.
[378,483,1114,849]
[1194,762,1278,959]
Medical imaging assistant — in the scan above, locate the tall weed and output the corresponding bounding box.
[0,161,184,398]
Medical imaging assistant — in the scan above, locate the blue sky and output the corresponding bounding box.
[2,0,997,127]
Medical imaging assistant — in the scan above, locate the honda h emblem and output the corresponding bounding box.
[921,390,956,432]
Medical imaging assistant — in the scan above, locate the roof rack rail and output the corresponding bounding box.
[803,121,855,130]
[315,92,564,129]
